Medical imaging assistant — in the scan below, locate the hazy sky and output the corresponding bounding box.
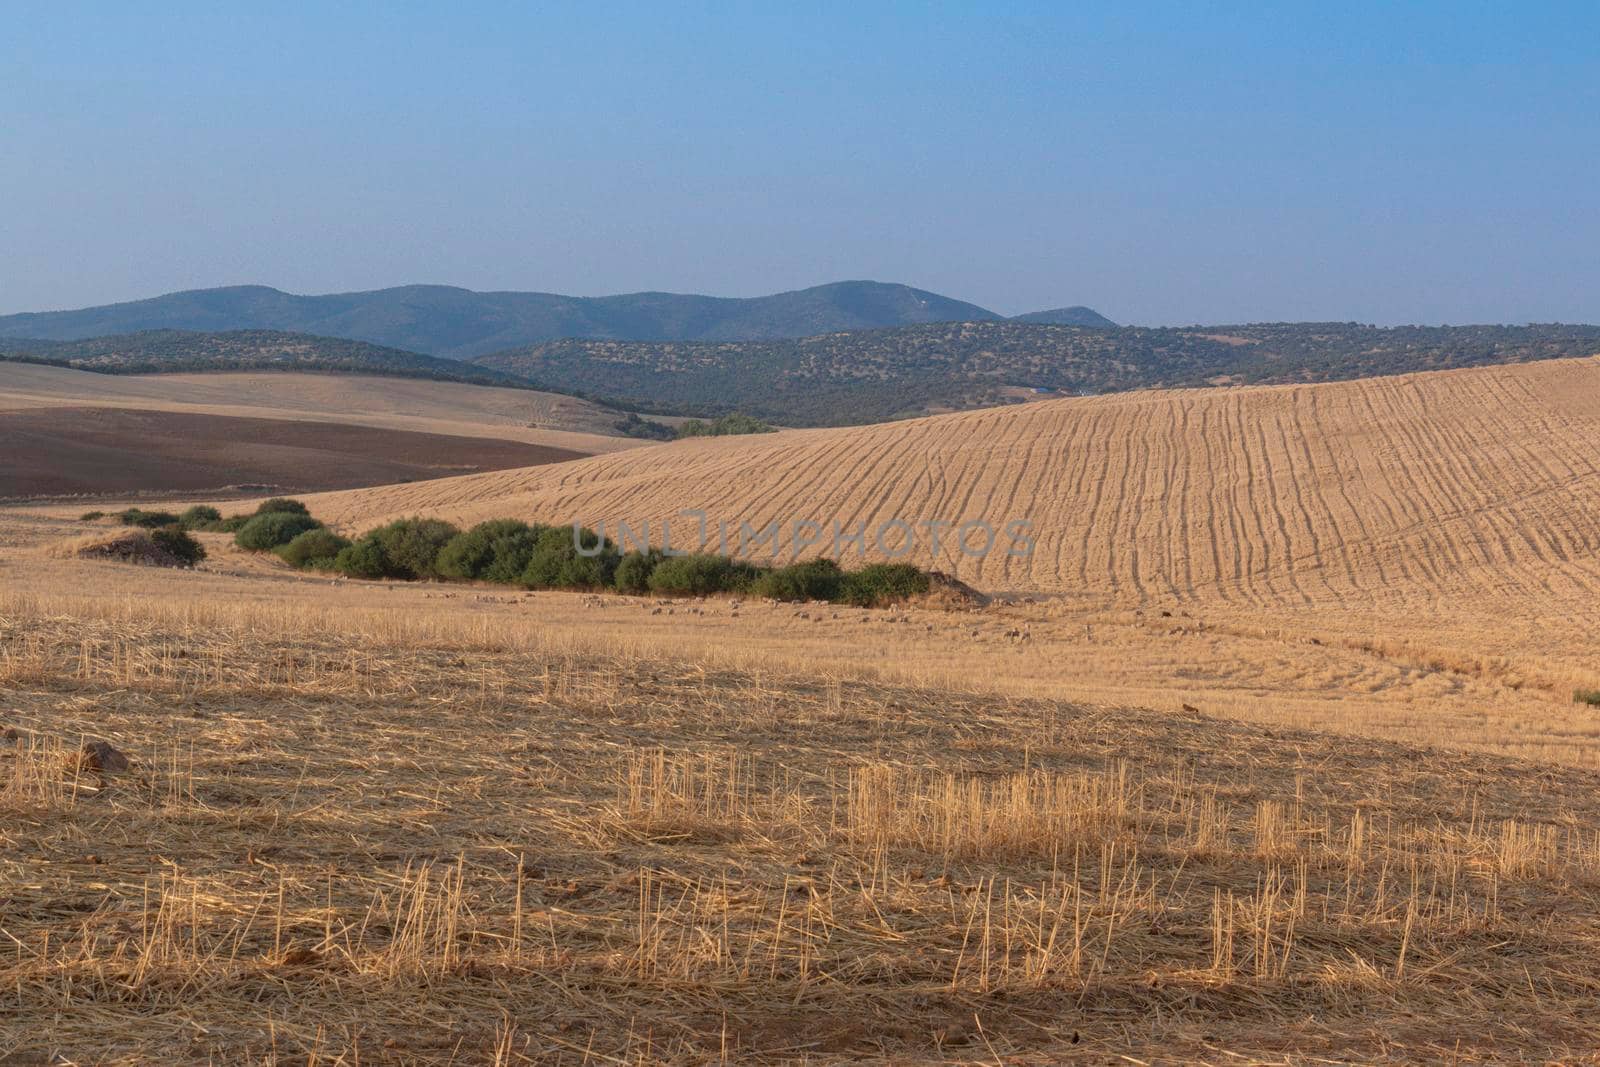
[3,3,1596,324]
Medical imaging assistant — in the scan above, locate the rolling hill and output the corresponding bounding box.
[0,362,640,450]
[0,361,646,498]
[0,281,1005,358]
[0,330,533,389]
[472,319,1600,425]
[0,407,589,499]
[1009,305,1118,326]
[308,355,1600,612]
[285,353,1600,762]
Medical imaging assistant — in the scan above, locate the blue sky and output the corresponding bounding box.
[3,2,1596,324]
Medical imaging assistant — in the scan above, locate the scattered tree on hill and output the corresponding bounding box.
[611,413,677,441]
[676,413,776,438]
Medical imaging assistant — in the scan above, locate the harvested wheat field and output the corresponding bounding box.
[306,356,1600,607]
[5,593,1600,1063]
[273,357,1600,765]
[6,357,1600,1062]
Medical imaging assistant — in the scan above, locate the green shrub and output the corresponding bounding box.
[481,527,547,585]
[275,527,351,569]
[612,413,677,441]
[178,505,222,530]
[365,517,460,579]
[1576,689,1600,708]
[436,520,538,581]
[79,511,105,522]
[753,558,844,602]
[255,498,310,517]
[614,549,666,594]
[116,508,180,528]
[520,525,619,590]
[150,526,207,566]
[235,512,321,551]
[216,514,251,533]
[838,563,930,607]
[676,412,777,438]
[332,538,391,579]
[645,553,761,596]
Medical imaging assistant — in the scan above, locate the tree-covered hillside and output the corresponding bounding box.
[0,330,536,389]
[473,321,1600,426]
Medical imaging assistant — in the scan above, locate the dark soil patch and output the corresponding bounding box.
[0,407,588,498]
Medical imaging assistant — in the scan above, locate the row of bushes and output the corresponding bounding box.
[674,413,777,438]
[230,505,931,607]
[611,411,778,441]
[81,498,933,607]
[88,497,310,535]
[76,498,316,566]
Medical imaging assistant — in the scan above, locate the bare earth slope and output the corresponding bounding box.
[0,363,637,453]
[310,355,1600,610]
[0,407,588,498]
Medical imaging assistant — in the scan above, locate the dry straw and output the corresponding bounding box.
[3,591,1600,1061]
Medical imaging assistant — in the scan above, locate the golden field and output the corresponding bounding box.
[283,356,1600,767]
[5,592,1600,1062]
[304,355,1600,607]
[4,356,1600,1062]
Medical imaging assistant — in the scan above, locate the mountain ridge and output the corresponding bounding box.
[0,281,1017,358]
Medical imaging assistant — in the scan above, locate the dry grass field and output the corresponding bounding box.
[5,356,1600,1062]
[5,592,1600,1063]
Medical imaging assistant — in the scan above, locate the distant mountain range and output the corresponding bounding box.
[6,284,1595,432]
[0,281,1110,359]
